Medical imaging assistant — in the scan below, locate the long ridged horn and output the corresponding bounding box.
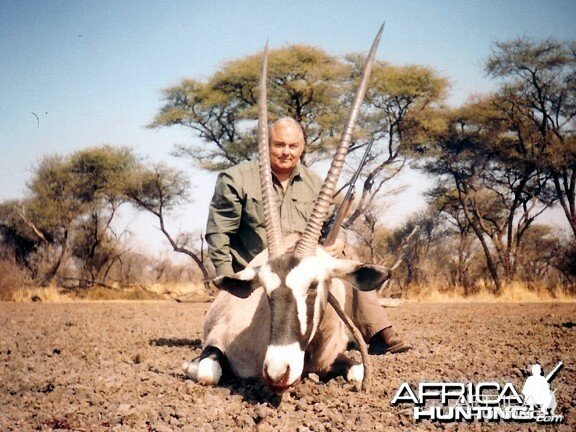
[294,23,384,257]
[327,292,372,391]
[257,43,283,258]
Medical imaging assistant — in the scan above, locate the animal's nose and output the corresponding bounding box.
[263,364,291,392]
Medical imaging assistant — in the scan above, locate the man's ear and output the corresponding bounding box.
[211,267,260,298]
[330,260,391,292]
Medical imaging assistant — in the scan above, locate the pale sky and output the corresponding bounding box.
[1,0,574,256]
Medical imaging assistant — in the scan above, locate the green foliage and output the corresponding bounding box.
[22,147,137,243]
[67,146,138,202]
[422,95,557,291]
[0,199,41,265]
[69,213,123,283]
[149,45,349,169]
[486,37,576,236]
[557,239,576,281]
[0,145,208,287]
[149,45,450,172]
[0,146,139,285]
[123,163,191,215]
[364,61,449,151]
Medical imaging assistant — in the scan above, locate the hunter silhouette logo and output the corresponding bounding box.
[391,361,564,423]
[522,362,562,416]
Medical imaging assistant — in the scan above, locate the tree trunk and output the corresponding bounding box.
[41,230,68,286]
[456,184,502,293]
[471,224,502,293]
[553,171,576,239]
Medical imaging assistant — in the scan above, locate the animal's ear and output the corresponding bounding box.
[330,260,391,292]
[211,267,260,298]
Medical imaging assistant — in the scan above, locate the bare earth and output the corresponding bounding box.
[1,301,574,431]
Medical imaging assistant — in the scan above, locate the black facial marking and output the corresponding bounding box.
[264,253,327,349]
[265,254,308,348]
[268,287,301,346]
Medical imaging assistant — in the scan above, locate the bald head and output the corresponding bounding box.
[268,118,305,179]
[270,117,305,141]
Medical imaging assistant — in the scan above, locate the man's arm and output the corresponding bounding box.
[206,172,243,276]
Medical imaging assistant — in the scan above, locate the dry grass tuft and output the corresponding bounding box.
[8,286,66,302]
[2,281,213,303]
[146,282,213,302]
[74,286,164,301]
[405,281,575,303]
[0,258,34,301]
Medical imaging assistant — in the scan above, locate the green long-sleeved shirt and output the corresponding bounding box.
[206,160,327,276]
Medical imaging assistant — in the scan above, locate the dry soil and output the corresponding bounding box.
[1,301,574,431]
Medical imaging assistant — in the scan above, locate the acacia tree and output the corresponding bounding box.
[427,186,478,292]
[425,96,555,292]
[0,199,45,276]
[486,37,576,237]
[121,163,210,282]
[515,225,566,287]
[0,146,213,288]
[343,60,449,227]
[25,155,80,283]
[149,45,349,170]
[0,146,138,286]
[553,239,576,289]
[63,147,138,286]
[150,46,450,248]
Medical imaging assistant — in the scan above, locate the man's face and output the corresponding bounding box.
[269,123,304,176]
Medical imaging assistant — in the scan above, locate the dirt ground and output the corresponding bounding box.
[1,300,574,431]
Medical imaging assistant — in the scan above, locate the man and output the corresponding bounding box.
[206,117,411,354]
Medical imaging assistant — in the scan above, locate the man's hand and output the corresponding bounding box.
[323,237,346,257]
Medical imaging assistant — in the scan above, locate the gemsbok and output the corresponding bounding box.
[183,25,388,393]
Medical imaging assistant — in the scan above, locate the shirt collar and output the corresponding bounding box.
[291,162,303,181]
[271,162,303,186]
